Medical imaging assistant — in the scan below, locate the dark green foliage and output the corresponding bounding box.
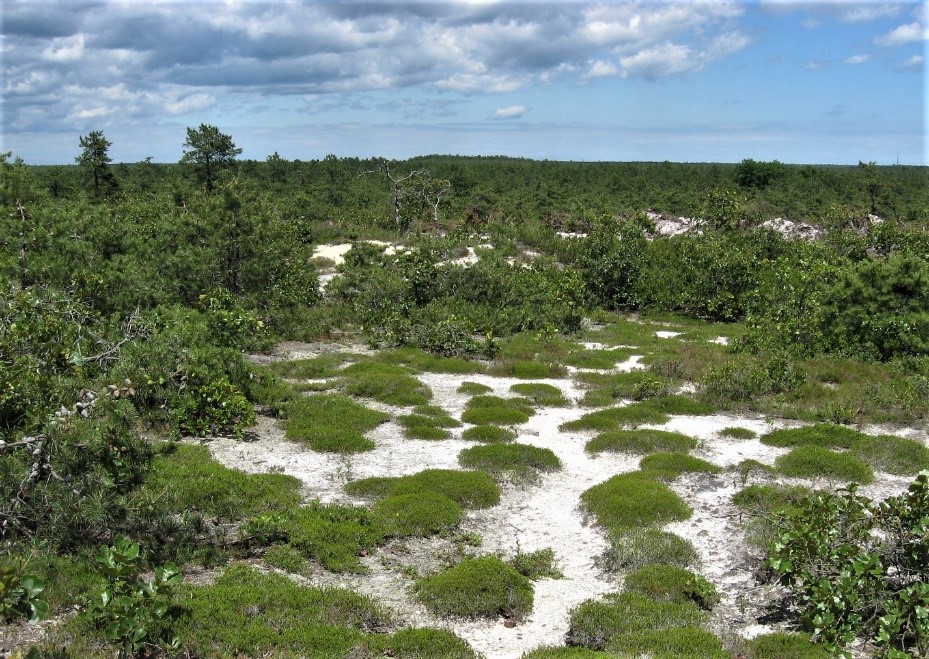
[341,361,432,406]
[458,443,561,477]
[848,434,929,476]
[346,469,500,510]
[719,426,757,439]
[462,425,517,443]
[144,444,301,522]
[760,423,867,449]
[586,429,697,455]
[283,394,389,453]
[774,446,875,484]
[581,472,692,534]
[602,529,698,572]
[373,493,463,538]
[638,453,721,477]
[458,381,492,395]
[369,627,478,658]
[180,124,242,193]
[579,216,649,309]
[510,382,570,406]
[178,565,389,656]
[285,502,386,572]
[0,565,48,623]
[508,548,563,580]
[566,592,705,651]
[561,404,671,432]
[732,484,814,516]
[520,648,607,658]
[461,406,531,426]
[606,626,728,658]
[646,395,714,415]
[415,556,534,619]
[489,359,568,379]
[739,632,833,659]
[623,565,719,609]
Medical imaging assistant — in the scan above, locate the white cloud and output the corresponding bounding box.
[164,93,215,115]
[902,54,924,68]
[493,105,528,119]
[875,21,927,46]
[42,33,85,62]
[620,42,697,79]
[841,4,903,23]
[584,59,619,79]
[435,72,528,94]
[844,54,869,64]
[805,60,822,70]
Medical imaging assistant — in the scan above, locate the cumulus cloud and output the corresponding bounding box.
[875,21,927,46]
[583,60,620,80]
[493,105,528,119]
[902,54,924,69]
[844,54,869,64]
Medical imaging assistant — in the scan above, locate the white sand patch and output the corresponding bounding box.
[556,231,587,239]
[615,354,646,372]
[655,331,682,339]
[710,336,730,345]
[312,241,393,267]
[578,342,635,351]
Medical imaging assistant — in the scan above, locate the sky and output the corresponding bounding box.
[1,0,926,165]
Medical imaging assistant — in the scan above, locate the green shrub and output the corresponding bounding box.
[581,473,692,534]
[462,425,517,443]
[774,446,875,484]
[0,565,48,624]
[178,565,389,656]
[458,444,561,477]
[623,565,719,609]
[849,434,929,475]
[285,502,386,572]
[639,453,721,477]
[510,383,570,406]
[586,429,696,455]
[508,548,564,580]
[732,484,814,516]
[761,423,867,448]
[566,592,705,650]
[269,353,355,379]
[564,349,631,370]
[458,381,493,395]
[373,493,463,538]
[377,347,484,375]
[467,394,535,412]
[462,406,531,426]
[520,648,607,658]
[561,404,670,432]
[415,556,533,620]
[602,529,698,572]
[739,632,832,659]
[646,395,714,415]
[341,361,432,406]
[284,394,388,453]
[264,545,312,576]
[346,469,500,510]
[490,360,567,379]
[720,426,757,439]
[606,626,728,658]
[371,627,478,658]
[176,377,256,438]
[403,424,452,440]
[145,444,302,521]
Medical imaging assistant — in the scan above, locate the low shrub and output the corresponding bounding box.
[761,423,867,449]
[403,425,451,440]
[178,565,389,656]
[264,545,312,576]
[510,383,570,406]
[520,648,607,658]
[586,429,696,455]
[461,406,531,426]
[508,548,564,580]
[566,592,705,650]
[376,347,484,375]
[601,529,698,572]
[341,361,432,406]
[490,360,568,379]
[467,394,535,412]
[398,412,460,430]
[638,453,721,477]
[373,493,463,538]
[623,565,719,610]
[458,381,493,395]
[145,444,302,522]
[738,632,832,659]
[369,627,478,658]
[415,556,534,619]
[458,444,561,477]
[563,349,631,370]
[285,502,386,572]
[732,484,814,516]
[646,395,714,415]
[581,472,692,534]
[269,353,355,379]
[283,394,389,453]
[462,425,517,443]
[719,426,757,439]
[774,446,875,484]
[848,434,929,475]
[606,626,728,658]
[561,404,671,432]
[346,469,501,510]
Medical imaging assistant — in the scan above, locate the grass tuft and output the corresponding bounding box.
[719,426,757,439]
[774,446,875,484]
[373,493,463,538]
[462,425,518,443]
[760,423,867,449]
[508,548,564,580]
[285,502,386,572]
[561,403,671,432]
[623,565,719,610]
[601,529,698,572]
[737,632,833,659]
[458,381,493,395]
[346,469,500,510]
[586,429,696,455]
[638,453,721,477]
[458,443,561,478]
[848,434,929,475]
[341,361,432,406]
[284,394,388,453]
[581,472,692,534]
[415,556,534,620]
[510,382,570,406]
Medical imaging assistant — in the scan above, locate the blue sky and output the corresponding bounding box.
[2,1,925,165]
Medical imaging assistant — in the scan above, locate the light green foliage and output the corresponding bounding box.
[774,445,875,484]
[638,453,721,477]
[521,649,608,658]
[739,632,833,659]
[848,434,929,475]
[602,529,698,572]
[398,405,460,440]
[561,404,671,432]
[367,627,479,658]
[606,626,728,658]
[346,469,500,510]
[732,484,814,516]
[462,425,517,443]
[0,565,48,623]
[586,429,697,455]
[646,395,714,415]
[196,286,269,352]
[581,472,692,534]
[703,353,805,403]
[767,474,929,655]
[458,443,561,477]
[416,556,534,619]
[566,592,705,651]
[145,444,301,521]
[285,502,386,572]
[760,423,867,449]
[178,564,389,656]
[373,493,463,538]
[269,353,356,379]
[489,359,568,379]
[563,349,633,370]
[623,565,719,610]
[510,382,569,406]
[263,545,312,576]
[85,536,181,657]
[376,347,484,375]
[462,406,531,426]
[508,548,564,580]
[720,426,757,439]
[284,394,389,452]
[458,381,493,395]
[176,376,256,438]
[341,361,432,406]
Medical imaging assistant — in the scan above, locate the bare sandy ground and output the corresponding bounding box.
[208,343,926,659]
